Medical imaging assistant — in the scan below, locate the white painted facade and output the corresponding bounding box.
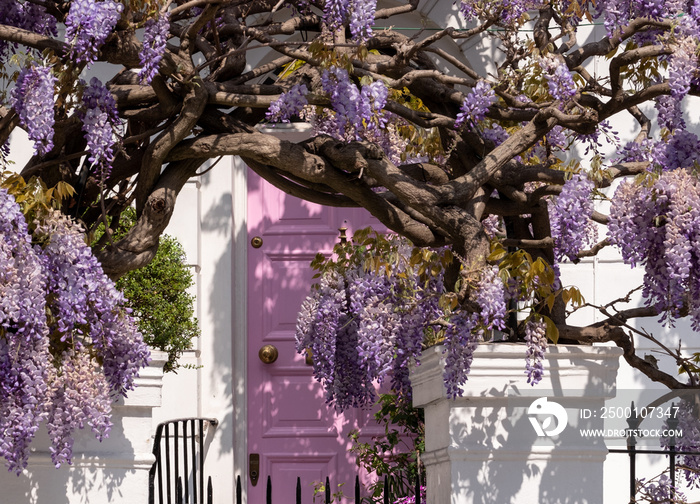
[2,2,700,502]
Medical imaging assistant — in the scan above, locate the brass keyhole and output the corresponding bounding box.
[251,236,263,248]
[258,344,279,364]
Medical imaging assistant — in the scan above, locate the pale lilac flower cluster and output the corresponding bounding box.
[138,11,170,84]
[473,265,507,330]
[662,398,700,488]
[45,350,112,467]
[79,77,120,180]
[546,126,567,150]
[608,170,700,328]
[10,64,56,156]
[322,0,377,42]
[35,210,151,396]
[296,238,451,407]
[265,84,309,123]
[655,94,685,131]
[652,131,700,172]
[544,61,577,101]
[349,0,377,43]
[65,0,123,66]
[483,124,509,146]
[348,268,395,385]
[637,474,687,503]
[322,0,349,32]
[295,270,347,407]
[443,313,480,399]
[0,189,50,474]
[549,173,596,263]
[0,0,57,64]
[668,38,696,99]
[0,194,149,472]
[524,319,547,385]
[614,139,653,164]
[454,81,496,129]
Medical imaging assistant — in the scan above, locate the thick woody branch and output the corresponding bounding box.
[96,159,202,279]
[559,324,690,389]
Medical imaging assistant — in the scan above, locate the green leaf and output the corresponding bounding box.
[542,316,559,344]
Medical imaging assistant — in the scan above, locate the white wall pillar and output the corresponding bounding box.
[0,351,168,504]
[411,344,623,504]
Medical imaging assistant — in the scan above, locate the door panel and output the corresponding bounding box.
[247,171,383,502]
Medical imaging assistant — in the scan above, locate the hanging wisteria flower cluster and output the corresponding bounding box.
[10,64,57,156]
[608,169,700,329]
[295,232,445,408]
[78,77,121,180]
[454,81,496,129]
[549,173,597,262]
[296,230,520,408]
[138,11,170,84]
[64,0,123,66]
[321,0,378,42]
[0,185,150,474]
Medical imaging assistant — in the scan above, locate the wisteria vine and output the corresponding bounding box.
[0,186,150,474]
[293,230,562,408]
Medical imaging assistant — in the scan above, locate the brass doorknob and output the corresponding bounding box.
[258,344,279,364]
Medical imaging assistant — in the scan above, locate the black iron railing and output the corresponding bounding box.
[149,417,219,504]
[235,473,423,504]
[608,404,695,502]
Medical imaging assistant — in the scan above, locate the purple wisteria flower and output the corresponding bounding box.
[549,173,596,263]
[318,66,388,140]
[138,11,170,84]
[524,319,547,385]
[2,196,149,473]
[35,210,151,396]
[656,94,685,131]
[11,64,56,156]
[65,0,123,66]
[0,0,57,64]
[547,63,577,101]
[45,350,112,467]
[608,170,700,329]
[349,0,377,43]
[265,84,309,123]
[0,189,50,474]
[473,265,507,330]
[295,235,452,407]
[79,77,120,180]
[442,313,479,399]
[323,0,349,32]
[454,81,496,129]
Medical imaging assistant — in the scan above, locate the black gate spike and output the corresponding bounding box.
[236,475,242,504]
[266,475,272,504]
[296,477,301,504]
[325,476,330,504]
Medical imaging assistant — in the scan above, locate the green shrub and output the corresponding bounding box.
[98,208,200,372]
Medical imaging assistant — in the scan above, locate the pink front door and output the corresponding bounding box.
[247,171,382,502]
